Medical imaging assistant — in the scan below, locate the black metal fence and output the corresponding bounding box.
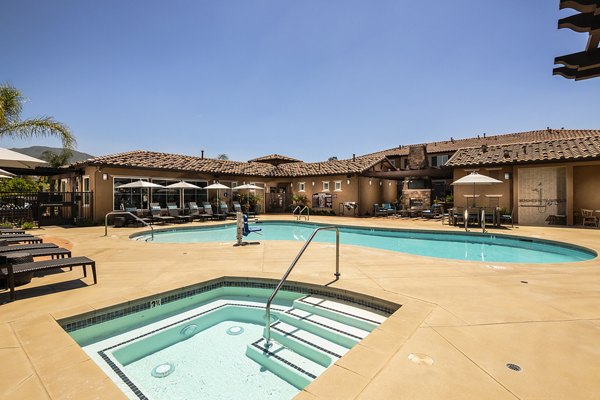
[0,191,94,226]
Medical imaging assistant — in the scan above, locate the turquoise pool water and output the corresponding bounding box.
[132,221,596,263]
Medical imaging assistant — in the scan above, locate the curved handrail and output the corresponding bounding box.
[299,206,309,221]
[104,211,154,241]
[292,205,301,218]
[264,226,339,346]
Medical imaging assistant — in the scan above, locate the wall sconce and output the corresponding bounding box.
[102,173,108,181]
[379,180,382,186]
[290,182,293,187]
[504,173,511,180]
[369,179,372,185]
[347,179,350,185]
[388,182,391,186]
[312,181,315,186]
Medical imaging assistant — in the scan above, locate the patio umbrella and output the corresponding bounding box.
[451,172,502,207]
[115,180,164,209]
[203,183,230,209]
[0,147,48,169]
[164,181,202,208]
[0,168,16,179]
[233,184,264,214]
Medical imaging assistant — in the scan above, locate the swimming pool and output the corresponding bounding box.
[132,221,596,263]
[61,279,395,400]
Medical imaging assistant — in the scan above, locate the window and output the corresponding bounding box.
[82,176,90,206]
[60,179,68,192]
[402,158,409,169]
[389,159,396,167]
[322,181,330,191]
[431,154,449,167]
[182,180,208,207]
[334,181,342,191]
[298,182,305,192]
[113,177,149,210]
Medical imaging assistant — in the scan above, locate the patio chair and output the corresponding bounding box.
[0,239,58,253]
[0,247,71,261]
[581,209,598,227]
[220,202,235,219]
[500,209,514,227]
[0,229,26,235]
[381,203,397,216]
[167,203,192,223]
[233,201,255,217]
[0,253,97,301]
[452,207,465,226]
[149,203,175,225]
[373,204,388,217]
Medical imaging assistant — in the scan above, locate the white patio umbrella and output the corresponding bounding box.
[451,172,502,207]
[0,147,48,169]
[115,180,164,209]
[164,181,202,208]
[233,184,264,213]
[203,183,230,209]
[0,168,16,179]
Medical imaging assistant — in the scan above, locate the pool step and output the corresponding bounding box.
[246,337,326,390]
[268,321,347,366]
[293,295,385,332]
[277,308,371,348]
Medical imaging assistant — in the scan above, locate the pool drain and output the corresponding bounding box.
[506,363,522,372]
[151,363,175,378]
[180,324,199,336]
[227,325,244,336]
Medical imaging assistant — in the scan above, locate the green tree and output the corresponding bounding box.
[41,149,73,167]
[216,154,229,160]
[0,83,76,149]
[0,176,47,192]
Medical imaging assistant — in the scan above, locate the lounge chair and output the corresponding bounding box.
[187,202,210,221]
[0,229,26,235]
[0,247,71,260]
[149,203,175,224]
[233,201,255,217]
[0,235,43,244]
[203,202,225,220]
[0,254,97,301]
[220,202,236,219]
[167,203,192,223]
[0,239,58,253]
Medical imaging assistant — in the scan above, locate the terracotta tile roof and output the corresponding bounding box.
[72,150,391,177]
[446,135,600,167]
[364,129,600,158]
[248,154,302,164]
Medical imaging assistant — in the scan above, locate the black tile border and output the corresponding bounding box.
[59,278,398,333]
[285,308,364,340]
[270,321,343,359]
[251,338,317,380]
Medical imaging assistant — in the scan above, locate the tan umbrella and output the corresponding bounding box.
[451,172,501,207]
[0,148,48,169]
[233,184,264,213]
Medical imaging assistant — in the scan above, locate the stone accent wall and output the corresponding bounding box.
[517,166,566,225]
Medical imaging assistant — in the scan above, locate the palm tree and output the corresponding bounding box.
[0,83,76,149]
[41,149,73,168]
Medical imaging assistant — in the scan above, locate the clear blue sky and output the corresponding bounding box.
[1,0,598,162]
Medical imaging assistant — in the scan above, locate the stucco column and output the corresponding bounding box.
[566,165,574,226]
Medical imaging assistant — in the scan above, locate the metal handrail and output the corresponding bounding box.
[264,226,340,346]
[292,205,301,218]
[298,206,309,221]
[104,211,154,240]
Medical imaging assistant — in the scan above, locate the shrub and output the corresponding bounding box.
[21,221,35,230]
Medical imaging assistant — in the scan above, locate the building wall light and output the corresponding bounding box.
[102,173,108,181]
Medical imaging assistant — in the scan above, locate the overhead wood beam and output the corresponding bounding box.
[560,0,599,13]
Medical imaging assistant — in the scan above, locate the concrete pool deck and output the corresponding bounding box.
[1,216,599,399]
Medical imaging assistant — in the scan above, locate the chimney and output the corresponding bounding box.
[201,150,204,159]
[483,132,486,138]
[481,144,488,153]
[352,153,356,162]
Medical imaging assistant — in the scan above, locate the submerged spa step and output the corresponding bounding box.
[292,295,385,332]
[246,337,326,390]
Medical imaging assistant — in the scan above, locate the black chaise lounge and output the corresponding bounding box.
[0,235,43,244]
[149,203,175,224]
[0,229,26,235]
[187,202,210,221]
[0,241,58,253]
[0,254,97,301]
